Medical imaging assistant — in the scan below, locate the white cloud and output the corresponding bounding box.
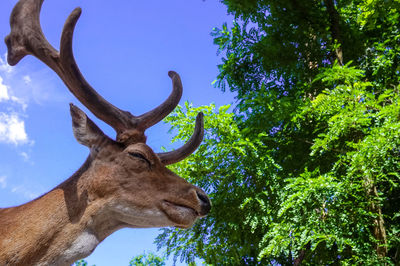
[0,54,12,74]
[0,113,28,145]
[0,51,68,149]
[20,152,29,161]
[0,53,30,146]
[11,185,39,200]
[23,75,31,85]
[0,76,27,110]
[0,176,6,189]
[0,76,10,102]
[0,176,40,200]
[0,53,68,105]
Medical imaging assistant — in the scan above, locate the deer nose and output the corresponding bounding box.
[196,190,211,216]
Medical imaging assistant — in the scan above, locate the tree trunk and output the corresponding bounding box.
[324,0,344,65]
[370,185,388,257]
[364,178,388,257]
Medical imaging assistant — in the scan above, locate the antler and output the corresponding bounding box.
[5,0,203,163]
[158,112,204,165]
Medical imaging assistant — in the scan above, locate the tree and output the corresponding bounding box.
[129,252,166,266]
[73,260,92,266]
[157,0,400,265]
[157,103,280,265]
[73,252,165,266]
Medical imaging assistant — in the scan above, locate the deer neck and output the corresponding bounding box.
[0,157,121,266]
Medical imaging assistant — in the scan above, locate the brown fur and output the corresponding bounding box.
[0,138,210,265]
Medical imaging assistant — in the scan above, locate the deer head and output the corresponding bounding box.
[0,0,210,264]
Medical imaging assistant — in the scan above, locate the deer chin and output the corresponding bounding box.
[160,200,199,228]
[109,202,172,228]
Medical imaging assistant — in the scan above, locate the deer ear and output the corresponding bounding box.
[70,103,107,148]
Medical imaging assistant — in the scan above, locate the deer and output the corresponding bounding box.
[0,0,211,265]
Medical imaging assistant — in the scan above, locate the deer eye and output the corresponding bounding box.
[128,152,151,166]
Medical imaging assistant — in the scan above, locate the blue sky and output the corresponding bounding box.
[0,0,234,265]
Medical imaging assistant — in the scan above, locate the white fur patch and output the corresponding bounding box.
[112,203,171,228]
[54,231,99,265]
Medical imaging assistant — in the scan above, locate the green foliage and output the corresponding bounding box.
[129,252,166,266]
[73,260,94,266]
[73,253,165,266]
[157,103,281,265]
[157,0,400,265]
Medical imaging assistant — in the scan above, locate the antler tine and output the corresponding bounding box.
[59,7,136,134]
[5,0,57,67]
[157,112,204,165]
[136,71,183,131]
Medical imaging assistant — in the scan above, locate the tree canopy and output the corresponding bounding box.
[129,252,166,266]
[156,0,400,265]
[74,252,165,266]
